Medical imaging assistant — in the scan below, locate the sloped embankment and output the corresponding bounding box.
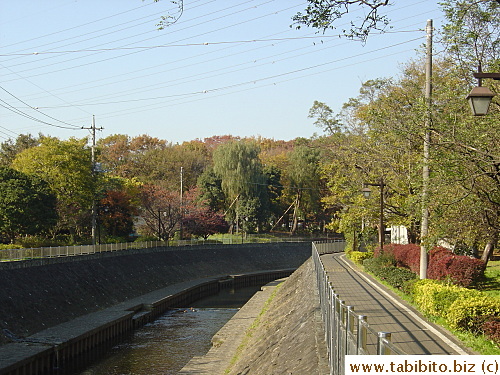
[189,258,329,374]
[0,243,310,345]
[226,258,329,374]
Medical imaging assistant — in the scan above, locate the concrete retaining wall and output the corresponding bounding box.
[0,243,311,344]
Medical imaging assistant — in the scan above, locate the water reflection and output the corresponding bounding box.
[76,286,261,375]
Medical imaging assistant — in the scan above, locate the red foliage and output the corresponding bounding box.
[380,244,485,287]
[482,318,500,346]
[427,247,485,287]
[394,244,420,273]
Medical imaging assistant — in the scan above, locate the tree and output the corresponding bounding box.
[286,145,322,235]
[182,210,228,239]
[97,134,169,179]
[293,0,500,41]
[98,189,138,240]
[0,167,57,242]
[12,136,95,240]
[441,0,500,79]
[212,140,269,233]
[197,168,226,213]
[0,134,40,167]
[138,184,182,241]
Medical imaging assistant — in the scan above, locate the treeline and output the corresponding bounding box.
[0,0,499,260]
[0,134,328,246]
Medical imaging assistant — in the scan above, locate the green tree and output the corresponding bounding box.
[197,168,226,213]
[0,134,40,167]
[0,167,57,242]
[212,140,269,233]
[12,137,95,240]
[286,145,322,235]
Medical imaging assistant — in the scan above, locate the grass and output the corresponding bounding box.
[480,259,500,299]
[224,282,283,374]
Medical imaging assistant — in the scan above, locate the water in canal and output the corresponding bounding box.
[74,285,262,375]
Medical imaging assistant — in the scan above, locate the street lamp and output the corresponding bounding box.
[466,71,500,116]
[362,179,386,252]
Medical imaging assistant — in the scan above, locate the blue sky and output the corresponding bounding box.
[0,0,444,144]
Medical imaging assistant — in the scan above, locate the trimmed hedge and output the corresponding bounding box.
[410,279,500,346]
[382,244,485,287]
[383,243,421,273]
[363,255,416,290]
[349,251,374,265]
[411,279,482,317]
[427,247,485,287]
[447,296,500,332]
[483,318,500,346]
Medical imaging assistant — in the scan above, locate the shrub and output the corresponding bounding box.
[0,244,23,250]
[383,243,421,273]
[363,253,395,275]
[349,251,374,264]
[447,296,500,332]
[482,318,500,345]
[376,266,417,290]
[411,279,482,317]
[427,248,485,287]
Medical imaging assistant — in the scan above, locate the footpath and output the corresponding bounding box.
[180,253,475,374]
[321,252,474,355]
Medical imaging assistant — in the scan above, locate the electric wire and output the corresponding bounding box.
[0,0,278,79]
[13,9,435,107]
[0,86,81,129]
[0,1,443,138]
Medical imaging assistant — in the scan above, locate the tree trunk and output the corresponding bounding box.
[481,232,498,265]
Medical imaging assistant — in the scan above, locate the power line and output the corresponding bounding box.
[0,86,82,129]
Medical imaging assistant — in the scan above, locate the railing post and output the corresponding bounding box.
[357,315,367,354]
[377,332,392,355]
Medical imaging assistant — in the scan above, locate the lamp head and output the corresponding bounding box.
[466,86,496,116]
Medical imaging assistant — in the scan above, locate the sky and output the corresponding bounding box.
[0,0,444,145]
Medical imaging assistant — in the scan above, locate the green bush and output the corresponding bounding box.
[447,296,500,332]
[0,244,23,250]
[349,251,374,264]
[363,253,395,274]
[412,279,482,318]
[376,265,417,289]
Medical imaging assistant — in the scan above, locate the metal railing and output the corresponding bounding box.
[312,242,405,375]
[0,235,316,262]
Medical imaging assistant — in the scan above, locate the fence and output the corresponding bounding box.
[0,235,316,262]
[312,241,405,375]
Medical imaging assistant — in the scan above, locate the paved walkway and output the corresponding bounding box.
[320,252,475,355]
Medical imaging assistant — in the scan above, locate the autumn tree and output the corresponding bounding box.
[138,184,182,241]
[98,189,138,240]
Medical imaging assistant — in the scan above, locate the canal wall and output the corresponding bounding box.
[0,242,310,346]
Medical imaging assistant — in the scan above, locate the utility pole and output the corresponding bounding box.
[82,115,103,248]
[180,166,184,240]
[420,20,433,279]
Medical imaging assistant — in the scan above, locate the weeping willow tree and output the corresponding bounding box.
[212,140,269,233]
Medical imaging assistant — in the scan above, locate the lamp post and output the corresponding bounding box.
[466,70,500,116]
[362,178,386,252]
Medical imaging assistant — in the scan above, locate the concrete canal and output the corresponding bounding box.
[72,286,262,375]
